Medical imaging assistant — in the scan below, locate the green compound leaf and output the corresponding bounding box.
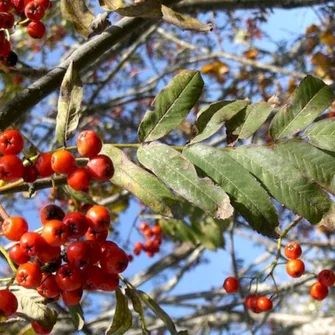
[303,119,335,152]
[269,75,335,140]
[228,145,332,224]
[137,142,233,220]
[102,144,179,217]
[184,144,278,237]
[138,70,204,142]
[274,139,335,195]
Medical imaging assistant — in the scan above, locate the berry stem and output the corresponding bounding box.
[0,245,17,273]
[0,204,9,220]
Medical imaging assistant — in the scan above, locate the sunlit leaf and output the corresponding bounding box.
[117,0,162,18]
[56,61,83,147]
[68,305,85,331]
[137,142,233,220]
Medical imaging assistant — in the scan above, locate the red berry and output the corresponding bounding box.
[0,38,10,57]
[9,243,30,264]
[86,205,110,232]
[87,155,114,181]
[256,296,273,312]
[0,12,14,29]
[0,0,12,11]
[245,294,258,310]
[317,269,335,287]
[82,265,104,291]
[310,281,328,301]
[99,272,119,291]
[37,274,61,298]
[223,276,239,294]
[20,232,46,257]
[86,240,101,265]
[67,167,91,191]
[40,204,65,225]
[42,220,69,246]
[16,261,42,288]
[55,264,82,291]
[37,244,61,264]
[27,20,46,39]
[34,0,49,9]
[100,245,129,274]
[0,155,24,182]
[31,320,53,335]
[11,0,25,12]
[63,211,89,239]
[35,153,53,177]
[0,289,18,317]
[286,259,305,278]
[61,288,82,306]
[51,150,76,175]
[23,164,38,183]
[85,227,108,242]
[24,1,45,20]
[77,130,102,158]
[139,222,149,232]
[151,224,162,235]
[0,129,24,155]
[284,241,302,260]
[143,228,153,239]
[99,240,118,254]
[66,241,92,267]
[3,216,28,241]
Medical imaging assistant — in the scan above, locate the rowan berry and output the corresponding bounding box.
[61,288,83,306]
[27,21,46,39]
[9,243,30,264]
[40,204,65,225]
[223,276,239,293]
[66,241,92,267]
[37,274,61,298]
[35,153,53,177]
[24,1,45,20]
[0,289,18,317]
[139,222,149,232]
[20,231,46,256]
[0,129,24,155]
[143,228,153,239]
[86,205,110,232]
[77,130,102,158]
[310,281,328,301]
[55,263,82,291]
[23,164,38,183]
[63,211,89,239]
[99,272,119,291]
[87,154,114,181]
[51,150,76,175]
[85,227,108,242]
[0,12,14,29]
[99,240,118,254]
[245,294,258,310]
[31,320,53,335]
[151,224,162,236]
[16,261,42,288]
[67,167,90,191]
[3,216,28,241]
[82,265,104,291]
[34,0,50,9]
[100,245,129,274]
[256,296,273,312]
[0,154,24,182]
[37,244,61,264]
[317,269,335,287]
[0,38,10,57]
[42,220,69,246]
[0,0,12,11]
[286,259,305,278]
[284,241,302,260]
[86,240,101,265]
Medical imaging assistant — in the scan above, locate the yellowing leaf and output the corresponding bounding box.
[243,48,258,59]
[60,0,95,38]
[320,31,335,47]
[99,0,124,11]
[287,78,297,94]
[311,52,331,70]
[116,0,162,18]
[306,24,319,35]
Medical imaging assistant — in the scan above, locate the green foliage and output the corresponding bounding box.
[68,305,85,331]
[138,70,204,142]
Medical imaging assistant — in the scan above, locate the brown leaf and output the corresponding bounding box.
[99,0,124,11]
[161,5,213,32]
[61,0,95,39]
[116,0,162,18]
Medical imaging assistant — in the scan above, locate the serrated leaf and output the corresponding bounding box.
[102,144,179,217]
[106,289,132,335]
[116,0,162,18]
[269,75,335,140]
[137,142,233,220]
[138,70,204,142]
[228,145,332,224]
[125,288,150,335]
[274,140,335,195]
[68,305,85,331]
[99,0,124,11]
[161,5,212,32]
[56,61,83,147]
[138,290,182,335]
[184,144,278,237]
[15,288,57,329]
[238,102,273,139]
[61,0,95,38]
[303,119,335,152]
[191,100,249,144]
[63,185,97,205]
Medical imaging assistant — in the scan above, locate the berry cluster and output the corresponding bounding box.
[285,241,335,301]
[0,129,114,192]
[2,203,128,334]
[133,221,162,258]
[0,0,51,67]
